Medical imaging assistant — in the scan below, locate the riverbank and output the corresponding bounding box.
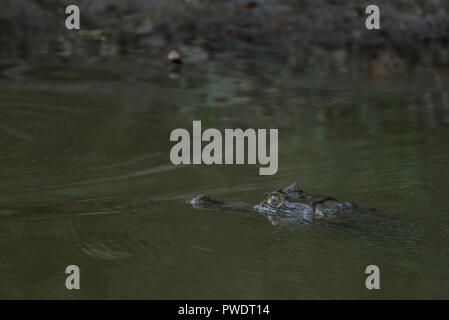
[1,0,449,71]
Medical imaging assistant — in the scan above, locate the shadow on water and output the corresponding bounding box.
[0,57,449,298]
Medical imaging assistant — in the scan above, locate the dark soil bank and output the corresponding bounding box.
[1,0,449,69]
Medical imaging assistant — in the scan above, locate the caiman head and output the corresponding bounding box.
[254,182,354,216]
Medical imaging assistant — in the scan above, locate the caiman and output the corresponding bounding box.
[189,182,357,221]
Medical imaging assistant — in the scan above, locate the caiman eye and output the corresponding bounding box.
[268,192,283,207]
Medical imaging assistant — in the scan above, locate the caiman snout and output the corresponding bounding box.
[189,194,224,208]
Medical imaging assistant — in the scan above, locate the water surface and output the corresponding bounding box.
[0,58,448,299]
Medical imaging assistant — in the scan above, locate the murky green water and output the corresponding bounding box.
[0,57,448,299]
